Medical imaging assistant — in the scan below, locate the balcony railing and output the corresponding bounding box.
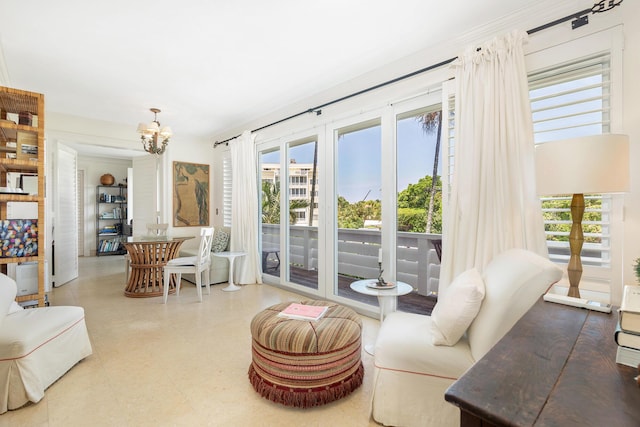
[261,224,442,296]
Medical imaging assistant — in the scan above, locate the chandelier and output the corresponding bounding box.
[137,108,172,155]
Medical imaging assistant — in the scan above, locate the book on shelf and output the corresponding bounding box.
[616,345,640,368]
[619,285,640,333]
[277,303,329,321]
[99,239,122,252]
[614,320,640,350]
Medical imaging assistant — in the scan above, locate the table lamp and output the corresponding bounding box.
[535,134,629,300]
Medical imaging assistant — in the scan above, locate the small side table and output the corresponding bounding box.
[213,251,247,292]
[350,279,414,354]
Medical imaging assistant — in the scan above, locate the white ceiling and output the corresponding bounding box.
[0,1,589,156]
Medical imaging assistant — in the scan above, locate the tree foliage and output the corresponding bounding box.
[337,196,382,229]
[261,181,310,225]
[397,175,443,233]
[417,110,442,233]
[335,174,443,233]
[541,196,602,244]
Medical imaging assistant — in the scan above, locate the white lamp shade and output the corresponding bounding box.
[159,126,172,137]
[535,134,630,196]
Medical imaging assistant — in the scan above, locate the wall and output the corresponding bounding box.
[209,3,639,304]
[45,111,214,256]
[160,137,215,252]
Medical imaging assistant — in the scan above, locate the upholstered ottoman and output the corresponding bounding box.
[249,300,363,408]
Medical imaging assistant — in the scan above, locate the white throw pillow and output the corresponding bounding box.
[431,267,485,346]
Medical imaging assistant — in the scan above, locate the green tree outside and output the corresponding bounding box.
[262,181,310,225]
[541,195,602,244]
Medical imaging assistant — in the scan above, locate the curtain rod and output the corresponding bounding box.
[213,0,622,148]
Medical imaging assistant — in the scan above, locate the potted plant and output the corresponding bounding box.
[634,258,640,284]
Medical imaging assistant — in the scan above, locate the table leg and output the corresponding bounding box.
[377,295,397,323]
[222,255,242,292]
[364,295,399,356]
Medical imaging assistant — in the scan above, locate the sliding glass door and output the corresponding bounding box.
[334,119,382,301]
[395,105,443,298]
[260,148,282,280]
[287,138,319,290]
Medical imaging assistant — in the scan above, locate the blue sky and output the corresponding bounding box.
[262,116,441,203]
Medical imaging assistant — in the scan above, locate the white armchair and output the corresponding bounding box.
[371,249,562,427]
[0,274,92,413]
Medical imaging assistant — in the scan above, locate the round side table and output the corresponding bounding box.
[349,279,413,323]
[213,251,247,292]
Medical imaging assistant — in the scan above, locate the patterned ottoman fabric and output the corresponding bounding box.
[248,300,363,408]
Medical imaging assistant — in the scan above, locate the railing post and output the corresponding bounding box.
[302,227,310,270]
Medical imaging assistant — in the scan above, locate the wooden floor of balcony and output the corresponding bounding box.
[266,263,437,316]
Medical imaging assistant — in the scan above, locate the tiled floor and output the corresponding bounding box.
[1,256,382,427]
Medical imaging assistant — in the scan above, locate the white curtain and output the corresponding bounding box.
[440,30,548,289]
[230,130,262,284]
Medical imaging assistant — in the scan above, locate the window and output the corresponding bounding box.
[290,176,307,185]
[395,104,443,295]
[529,53,612,267]
[335,119,382,301]
[290,188,307,198]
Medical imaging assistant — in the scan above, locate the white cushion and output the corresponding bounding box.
[467,249,562,360]
[375,311,475,379]
[167,256,196,266]
[431,268,485,346]
[0,306,92,413]
[0,274,18,330]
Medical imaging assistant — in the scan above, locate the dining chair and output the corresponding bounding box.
[146,223,168,236]
[124,223,169,282]
[162,227,215,303]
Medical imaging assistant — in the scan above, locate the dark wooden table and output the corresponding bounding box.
[445,298,640,426]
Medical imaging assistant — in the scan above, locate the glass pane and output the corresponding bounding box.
[260,148,281,279]
[335,121,382,304]
[396,107,443,299]
[288,140,319,290]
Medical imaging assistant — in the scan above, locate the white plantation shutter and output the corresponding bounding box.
[529,52,612,267]
[223,154,232,227]
[445,94,455,197]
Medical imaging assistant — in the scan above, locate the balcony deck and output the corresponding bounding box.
[272,264,437,316]
[261,224,441,316]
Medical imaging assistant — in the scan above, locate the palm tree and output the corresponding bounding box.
[417,110,442,233]
[261,181,280,224]
[262,181,310,225]
[289,199,310,224]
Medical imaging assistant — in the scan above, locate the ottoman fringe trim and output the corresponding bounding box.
[248,363,364,408]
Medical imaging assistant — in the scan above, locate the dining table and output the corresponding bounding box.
[122,235,193,298]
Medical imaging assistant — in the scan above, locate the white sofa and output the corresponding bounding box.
[0,274,92,413]
[371,249,562,427]
[179,226,230,285]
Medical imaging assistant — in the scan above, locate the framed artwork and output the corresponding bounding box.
[173,161,210,227]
